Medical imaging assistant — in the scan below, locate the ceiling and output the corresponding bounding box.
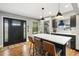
[0,3,78,19]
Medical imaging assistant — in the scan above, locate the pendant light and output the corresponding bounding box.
[56,3,62,16]
[41,8,44,20]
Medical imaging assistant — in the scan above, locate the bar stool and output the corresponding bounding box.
[28,36,34,56]
[43,41,62,56]
[34,37,43,56]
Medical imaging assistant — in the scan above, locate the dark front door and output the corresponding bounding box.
[3,17,26,46]
[9,20,24,45]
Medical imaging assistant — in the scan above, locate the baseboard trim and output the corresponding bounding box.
[0,45,3,48]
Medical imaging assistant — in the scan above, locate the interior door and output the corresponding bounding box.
[3,17,26,46]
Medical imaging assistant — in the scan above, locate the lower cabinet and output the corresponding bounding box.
[51,33,76,49]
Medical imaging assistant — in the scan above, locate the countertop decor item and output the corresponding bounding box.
[59,20,64,26]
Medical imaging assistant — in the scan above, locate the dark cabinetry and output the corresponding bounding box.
[52,19,57,28]
[52,19,57,32]
[70,15,76,27]
[51,33,76,49]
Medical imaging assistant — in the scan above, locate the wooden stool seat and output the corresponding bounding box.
[43,41,62,56]
[28,36,34,56]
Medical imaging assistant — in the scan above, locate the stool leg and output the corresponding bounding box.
[29,42,32,55]
[33,44,34,56]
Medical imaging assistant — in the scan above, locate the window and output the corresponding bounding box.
[12,20,21,26]
[32,22,38,34]
[4,19,8,42]
[23,22,26,39]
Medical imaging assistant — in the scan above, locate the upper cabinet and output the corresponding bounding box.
[70,15,76,27]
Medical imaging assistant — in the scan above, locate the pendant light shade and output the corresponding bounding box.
[41,17,44,20]
[41,8,44,20]
[56,4,62,16]
[56,11,62,16]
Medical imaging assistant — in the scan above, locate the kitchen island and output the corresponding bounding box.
[51,33,76,49]
[33,34,71,56]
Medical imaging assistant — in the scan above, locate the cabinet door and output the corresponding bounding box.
[70,15,76,27]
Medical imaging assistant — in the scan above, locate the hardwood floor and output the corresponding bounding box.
[0,42,79,56]
[66,47,79,56]
[0,42,30,56]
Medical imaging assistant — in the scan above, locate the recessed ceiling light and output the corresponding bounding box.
[49,11,52,15]
[65,4,69,8]
[40,16,42,18]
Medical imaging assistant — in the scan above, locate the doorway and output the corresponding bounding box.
[3,17,26,46]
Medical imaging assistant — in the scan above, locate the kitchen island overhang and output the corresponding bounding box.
[31,34,72,56]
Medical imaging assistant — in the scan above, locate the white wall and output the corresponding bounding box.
[0,11,39,48]
[76,15,79,50]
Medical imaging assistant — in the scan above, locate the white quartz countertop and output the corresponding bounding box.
[33,34,72,45]
[53,32,76,35]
